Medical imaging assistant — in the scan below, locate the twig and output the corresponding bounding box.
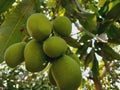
[74,22,108,43]
[93,79,102,90]
[100,61,115,79]
[22,35,30,42]
[74,0,108,43]
[100,60,117,83]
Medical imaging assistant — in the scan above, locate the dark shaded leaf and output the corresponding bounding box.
[106,24,120,44]
[88,3,99,16]
[107,24,120,39]
[105,2,120,20]
[77,41,92,59]
[97,20,113,34]
[85,48,94,68]
[99,1,120,19]
[63,36,80,48]
[98,43,120,61]
[0,0,15,14]
[79,34,92,43]
[98,0,110,17]
[91,55,99,80]
[34,0,45,13]
[80,13,97,33]
[97,49,113,61]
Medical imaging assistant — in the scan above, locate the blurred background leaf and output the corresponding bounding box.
[0,0,15,14]
[0,0,35,63]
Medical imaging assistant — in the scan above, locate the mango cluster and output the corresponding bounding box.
[4,13,82,90]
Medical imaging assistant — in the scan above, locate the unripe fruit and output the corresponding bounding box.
[69,54,80,65]
[43,36,67,58]
[27,13,52,41]
[24,39,48,72]
[48,67,57,86]
[53,16,72,36]
[51,55,82,90]
[4,42,26,68]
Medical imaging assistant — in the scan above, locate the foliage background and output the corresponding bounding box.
[0,0,120,90]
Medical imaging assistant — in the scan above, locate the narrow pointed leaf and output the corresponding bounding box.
[77,41,92,59]
[98,44,120,61]
[106,24,120,44]
[92,55,99,80]
[63,36,80,48]
[105,2,120,20]
[79,34,92,43]
[85,48,94,68]
[98,0,107,7]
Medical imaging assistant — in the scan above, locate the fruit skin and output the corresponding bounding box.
[53,16,72,36]
[51,55,82,90]
[4,42,26,68]
[24,39,48,72]
[43,36,67,58]
[48,66,57,86]
[69,54,80,65]
[27,13,52,41]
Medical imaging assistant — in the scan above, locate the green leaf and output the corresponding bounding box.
[34,0,45,13]
[107,0,120,12]
[88,3,99,16]
[85,48,94,68]
[98,43,120,61]
[47,0,56,8]
[61,0,75,9]
[91,55,99,80]
[98,0,107,7]
[107,24,120,39]
[97,49,113,61]
[0,0,35,63]
[98,1,110,17]
[77,41,92,59]
[106,24,120,44]
[105,2,120,20]
[97,20,113,34]
[79,34,92,43]
[80,13,97,33]
[0,0,15,14]
[63,36,80,48]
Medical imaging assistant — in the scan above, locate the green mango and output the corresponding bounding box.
[43,36,67,58]
[4,42,26,68]
[27,13,52,41]
[24,39,48,72]
[53,16,72,36]
[51,55,82,90]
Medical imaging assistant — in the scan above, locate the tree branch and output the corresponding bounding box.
[74,22,108,43]
[93,79,102,90]
[100,61,115,79]
[88,76,102,90]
